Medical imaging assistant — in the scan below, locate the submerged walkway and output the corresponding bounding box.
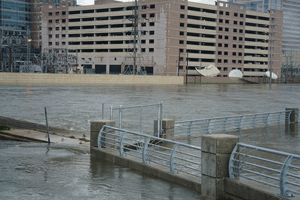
[0,116,90,148]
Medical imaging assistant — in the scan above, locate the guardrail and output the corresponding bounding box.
[98,125,202,178]
[229,143,300,197]
[174,110,292,138]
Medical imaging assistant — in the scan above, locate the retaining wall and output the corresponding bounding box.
[0,73,184,85]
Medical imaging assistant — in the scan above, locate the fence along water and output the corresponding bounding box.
[98,125,202,178]
[229,143,300,197]
[174,110,293,138]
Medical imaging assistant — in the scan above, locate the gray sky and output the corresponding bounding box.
[78,0,216,6]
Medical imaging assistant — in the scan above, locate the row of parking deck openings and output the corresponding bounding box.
[82,65,153,75]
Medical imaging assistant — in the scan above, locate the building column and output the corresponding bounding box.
[201,134,239,199]
[90,120,115,149]
[154,119,174,140]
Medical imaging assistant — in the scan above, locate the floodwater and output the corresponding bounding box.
[1,84,300,198]
[0,141,200,200]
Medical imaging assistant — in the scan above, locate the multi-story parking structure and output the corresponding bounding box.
[67,0,282,77]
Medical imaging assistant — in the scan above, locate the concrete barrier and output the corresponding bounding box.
[0,73,184,85]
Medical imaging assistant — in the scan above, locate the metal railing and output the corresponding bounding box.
[174,110,292,138]
[98,125,202,178]
[229,143,300,197]
[109,102,163,137]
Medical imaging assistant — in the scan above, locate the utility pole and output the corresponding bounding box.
[269,18,275,87]
[186,52,189,84]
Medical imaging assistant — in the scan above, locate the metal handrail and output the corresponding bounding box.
[229,142,300,197]
[174,110,292,137]
[98,125,202,178]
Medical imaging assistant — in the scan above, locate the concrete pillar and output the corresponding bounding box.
[286,108,299,123]
[154,119,174,140]
[201,134,239,200]
[90,120,115,149]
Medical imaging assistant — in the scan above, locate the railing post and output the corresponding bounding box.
[110,106,113,120]
[252,115,256,128]
[140,106,142,133]
[142,137,151,164]
[279,155,294,197]
[265,113,270,126]
[206,119,211,134]
[90,120,115,150]
[187,121,192,137]
[222,118,227,133]
[119,105,122,129]
[170,143,179,173]
[119,131,127,156]
[277,112,282,124]
[201,134,239,200]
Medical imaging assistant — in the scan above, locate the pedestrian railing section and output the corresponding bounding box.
[229,143,300,197]
[174,110,292,138]
[98,125,202,178]
[109,102,163,137]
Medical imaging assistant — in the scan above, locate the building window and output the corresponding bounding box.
[62,11,66,15]
[232,52,236,56]
[218,43,222,47]
[149,39,154,44]
[150,13,155,17]
[225,20,229,24]
[240,21,243,25]
[238,52,242,56]
[49,42,52,45]
[181,5,185,9]
[224,44,228,47]
[239,37,243,41]
[56,34,59,38]
[56,42,59,46]
[141,40,146,44]
[239,29,243,33]
[238,60,242,64]
[234,21,237,25]
[219,19,223,23]
[142,14,146,18]
[48,27,52,31]
[62,27,66,30]
[56,12,59,16]
[234,13,238,17]
[219,35,222,39]
[224,52,228,55]
[225,36,228,39]
[141,23,146,27]
[149,31,154,35]
[49,12,52,16]
[180,14,185,18]
[225,28,229,32]
[142,48,145,52]
[179,40,184,44]
[49,20,52,23]
[218,59,222,63]
[62,42,66,45]
[49,35,52,38]
[226,12,229,15]
[218,51,222,55]
[150,4,155,9]
[179,49,184,53]
[240,14,244,18]
[62,19,66,23]
[233,29,237,32]
[149,22,155,26]
[233,36,237,40]
[149,48,154,52]
[239,45,243,48]
[56,27,59,30]
[56,19,59,23]
[232,60,236,63]
[180,31,184,35]
[180,23,184,27]
[224,59,228,63]
[233,44,237,48]
[62,34,65,38]
[219,27,223,31]
[219,11,223,15]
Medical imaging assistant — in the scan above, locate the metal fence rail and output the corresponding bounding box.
[229,143,300,197]
[174,110,292,138]
[98,125,202,178]
[109,102,163,137]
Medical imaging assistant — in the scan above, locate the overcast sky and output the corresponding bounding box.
[77,0,216,6]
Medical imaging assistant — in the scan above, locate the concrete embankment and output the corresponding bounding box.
[0,73,184,85]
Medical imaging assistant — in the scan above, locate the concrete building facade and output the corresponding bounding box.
[66,0,282,77]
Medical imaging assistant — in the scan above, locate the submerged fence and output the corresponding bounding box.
[174,110,293,138]
[229,143,300,197]
[108,102,163,137]
[98,125,202,178]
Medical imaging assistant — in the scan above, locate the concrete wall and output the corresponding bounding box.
[0,73,184,85]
